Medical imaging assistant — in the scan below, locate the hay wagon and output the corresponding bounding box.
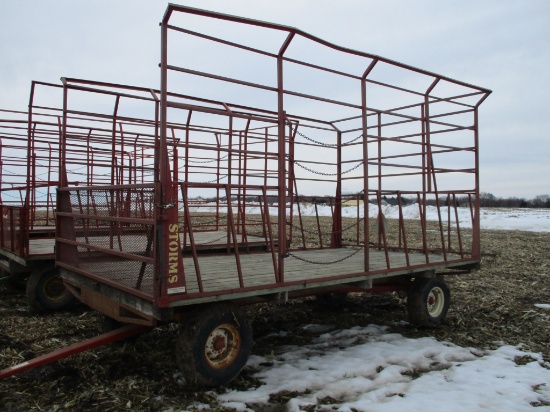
[0,81,158,312]
[1,5,491,386]
[0,88,78,313]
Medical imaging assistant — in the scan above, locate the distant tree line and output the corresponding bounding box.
[416,193,550,209]
[476,193,550,208]
[195,193,550,208]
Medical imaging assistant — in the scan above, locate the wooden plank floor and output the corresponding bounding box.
[75,247,451,300]
[91,250,445,292]
[181,248,447,295]
[26,231,269,258]
[53,231,466,302]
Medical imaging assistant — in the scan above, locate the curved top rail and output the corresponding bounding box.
[163,3,492,101]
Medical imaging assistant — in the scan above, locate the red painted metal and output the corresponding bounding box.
[47,5,491,315]
[0,3,493,380]
[0,325,148,380]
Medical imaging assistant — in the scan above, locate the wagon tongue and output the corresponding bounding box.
[0,324,149,380]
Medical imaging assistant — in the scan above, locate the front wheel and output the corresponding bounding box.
[26,268,76,313]
[407,277,450,327]
[176,302,252,387]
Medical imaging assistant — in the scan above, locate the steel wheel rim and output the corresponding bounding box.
[427,286,445,317]
[204,323,241,369]
[43,276,69,303]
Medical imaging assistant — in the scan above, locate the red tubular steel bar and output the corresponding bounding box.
[287,122,296,245]
[453,193,465,258]
[314,202,323,249]
[0,326,149,380]
[34,4,491,323]
[397,193,411,267]
[225,185,244,288]
[181,184,203,293]
[162,4,492,94]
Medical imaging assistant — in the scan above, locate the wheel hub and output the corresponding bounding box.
[426,286,445,317]
[204,323,241,370]
[43,276,70,303]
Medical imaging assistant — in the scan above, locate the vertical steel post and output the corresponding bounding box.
[377,113,382,193]
[56,79,76,266]
[472,107,481,259]
[25,83,36,238]
[276,32,294,283]
[226,113,233,253]
[287,121,296,245]
[159,8,187,301]
[332,126,342,248]
[361,59,377,272]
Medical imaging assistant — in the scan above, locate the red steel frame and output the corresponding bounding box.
[53,5,491,325]
[0,81,155,263]
[0,98,62,261]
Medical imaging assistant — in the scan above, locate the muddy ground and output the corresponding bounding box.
[0,220,549,411]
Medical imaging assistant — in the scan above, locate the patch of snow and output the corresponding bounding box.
[191,203,550,232]
[535,304,550,311]
[217,325,550,411]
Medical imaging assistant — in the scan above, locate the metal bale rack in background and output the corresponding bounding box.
[0,81,160,312]
[1,4,491,386]
[0,85,79,312]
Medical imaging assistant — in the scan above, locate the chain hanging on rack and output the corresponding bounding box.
[296,130,363,147]
[186,153,229,164]
[286,246,364,265]
[293,159,363,176]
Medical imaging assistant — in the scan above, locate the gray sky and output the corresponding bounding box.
[1,0,549,199]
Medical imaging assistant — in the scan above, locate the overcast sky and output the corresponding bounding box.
[1,0,549,199]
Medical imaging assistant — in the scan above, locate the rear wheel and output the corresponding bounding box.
[176,302,252,387]
[407,277,450,327]
[26,268,75,313]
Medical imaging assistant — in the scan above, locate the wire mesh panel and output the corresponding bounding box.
[0,206,25,256]
[56,185,156,300]
[52,6,489,314]
[160,4,490,299]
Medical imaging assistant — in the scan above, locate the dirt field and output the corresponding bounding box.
[0,220,549,411]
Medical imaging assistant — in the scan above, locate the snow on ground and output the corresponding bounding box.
[476,208,550,233]
[193,203,550,233]
[313,204,550,233]
[207,325,550,411]
[181,204,550,410]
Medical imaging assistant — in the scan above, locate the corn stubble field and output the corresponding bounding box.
[0,215,549,411]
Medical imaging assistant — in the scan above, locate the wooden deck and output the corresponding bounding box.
[57,230,473,308]
[72,244,458,303]
[10,230,270,260]
[181,248,447,295]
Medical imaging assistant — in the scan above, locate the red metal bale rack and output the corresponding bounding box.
[3,4,491,386]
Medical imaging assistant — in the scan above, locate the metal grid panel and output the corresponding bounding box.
[60,186,156,299]
[0,206,25,256]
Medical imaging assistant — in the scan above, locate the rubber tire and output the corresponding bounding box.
[176,302,252,387]
[407,277,450,328]
[26,268,76,313]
